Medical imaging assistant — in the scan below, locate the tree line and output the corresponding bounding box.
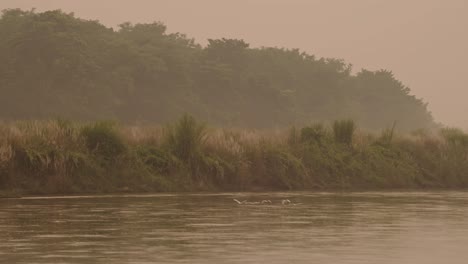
[0,9,435,131]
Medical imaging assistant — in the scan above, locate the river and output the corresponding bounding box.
[1,192,468,263]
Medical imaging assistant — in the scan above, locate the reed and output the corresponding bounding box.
[0,116,467,195]
[332,120,355,145]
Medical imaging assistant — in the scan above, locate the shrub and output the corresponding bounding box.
[81,121,126,159]
[300,123,327,143]
[332,120,355,145]
[136,146,173,174]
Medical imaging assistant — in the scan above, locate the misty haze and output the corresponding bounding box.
[1,1,468,264]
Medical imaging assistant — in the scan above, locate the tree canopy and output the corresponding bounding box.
[0,9,435,130]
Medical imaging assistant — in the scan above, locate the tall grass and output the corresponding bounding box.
[82,121,126,160]
[378,121,397,146]
[332,120,355,145]
[164,114,207,163]
[1,116,468,196]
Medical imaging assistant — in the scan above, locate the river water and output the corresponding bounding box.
[1,192,468,264]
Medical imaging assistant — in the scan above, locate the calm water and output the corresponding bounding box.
[1,192,468,264]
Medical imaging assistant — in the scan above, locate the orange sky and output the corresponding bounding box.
[2,0,467,128]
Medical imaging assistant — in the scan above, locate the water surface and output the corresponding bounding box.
[1,192,468,263]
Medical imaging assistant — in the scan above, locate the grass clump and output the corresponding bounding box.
[441,128,468,150]
[376,122,397,147]
[332,120,355,145]
[164,114,207,163]
[300,123,328,143]
[82,121,126,160]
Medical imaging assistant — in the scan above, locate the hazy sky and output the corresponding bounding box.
[1,0,467,128]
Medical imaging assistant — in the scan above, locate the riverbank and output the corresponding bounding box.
[1,116,467,195]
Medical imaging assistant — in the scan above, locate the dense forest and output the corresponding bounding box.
[0,9,434,130]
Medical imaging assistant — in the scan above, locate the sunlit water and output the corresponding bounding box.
[1,192,468,264]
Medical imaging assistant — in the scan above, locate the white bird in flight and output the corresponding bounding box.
[233,199,300,205]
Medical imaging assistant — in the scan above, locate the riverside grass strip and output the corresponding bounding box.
[0,116,467,195]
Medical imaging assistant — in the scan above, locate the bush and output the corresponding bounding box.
[332,120,355,145]
[300,123,327,143]
[136,146,173,174]
[82,121,126,159]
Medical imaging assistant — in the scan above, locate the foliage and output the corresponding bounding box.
[440,128,468,148]
[300,124,328,143]
[0,9,435,131]
[164,114,207,163]
[82,121,126,159]
[376,121,397,147]
[332,120,356,145]
[0,118,468,195]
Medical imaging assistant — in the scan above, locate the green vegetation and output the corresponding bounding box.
[332,120,355,145]
[1,9,460,195]
[0,9,435,131]
[0,117,467,195]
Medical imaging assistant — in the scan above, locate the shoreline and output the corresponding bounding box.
[3,187,468,200]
